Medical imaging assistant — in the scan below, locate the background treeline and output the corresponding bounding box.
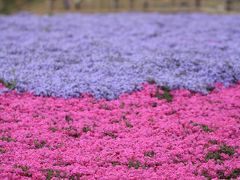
[0,0,41,14]
[0,0,240,14]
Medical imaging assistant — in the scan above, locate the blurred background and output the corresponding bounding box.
[0,0,240,14]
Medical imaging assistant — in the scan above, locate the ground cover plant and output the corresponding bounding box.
[0,13,240,179]
[0,13,240,99]
[0,82,240,179]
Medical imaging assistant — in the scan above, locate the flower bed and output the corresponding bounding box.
[0,13,240,99]
[0,83,239,179]
[0,13,240,179]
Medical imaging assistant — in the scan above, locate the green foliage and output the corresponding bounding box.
[46,169,54,180]
[205,144,235,161]
[0,135,15,142]
[0,0,42,14]
[154,88,162,99]
[82,126,91,133]
[153,86,173,102]
[45,169,82,180]
[0,0,17,14]
[220,145,235,156]
[202,171,212,180]
[16,165,30,172]
[45,169,67,180]
[111,161,121,167]
[206,151,221,161]
[104,131,117,139]
[200,124,213,132]
[99,104,111,110]
[125,121,133,128]
[217,169,240,179]
[69,173,83,180]
[144,150,155,158]
[128,160,141,169]
[49,127,58,132]
[14,165,32,177]
[34,140,46,149]
[65,115,73,123]
[147,78,156,84]
[190,122,213,133]
[231,169,240,179]
[209,140,218,144]
[0,79,16,90]
[206,85,215,92]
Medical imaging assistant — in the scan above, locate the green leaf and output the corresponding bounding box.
[128,160,141,169]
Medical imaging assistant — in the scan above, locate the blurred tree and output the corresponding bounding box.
[75,0,84,9]
[195,0,201,9]
[143,0,149,10]
[63,0,70,9]
[129,0,134,10]
[47,0,55,15]
[112,0,119,9]
[0,0,41,14]
[226,0,232,11]
[47,0,85,14]
[0,0,17,14]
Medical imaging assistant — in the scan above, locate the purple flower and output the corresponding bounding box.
[0,13,239,99]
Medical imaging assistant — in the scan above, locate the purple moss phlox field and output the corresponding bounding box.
[0,13,240,99]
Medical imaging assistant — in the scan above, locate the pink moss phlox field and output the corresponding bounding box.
[0,83,240,179]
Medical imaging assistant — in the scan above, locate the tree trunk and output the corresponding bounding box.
[48,0,56,15]
[143,0,148,11]
[63,0,70,10]
[112,0,119,10]
[195,0,201,9]
[226,0,232,11]
[129,0,134,10]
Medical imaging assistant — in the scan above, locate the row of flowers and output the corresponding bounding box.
[0,13,240,99]
[0,82,239,179]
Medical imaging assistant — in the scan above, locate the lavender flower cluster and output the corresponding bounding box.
[0,13,240,99]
